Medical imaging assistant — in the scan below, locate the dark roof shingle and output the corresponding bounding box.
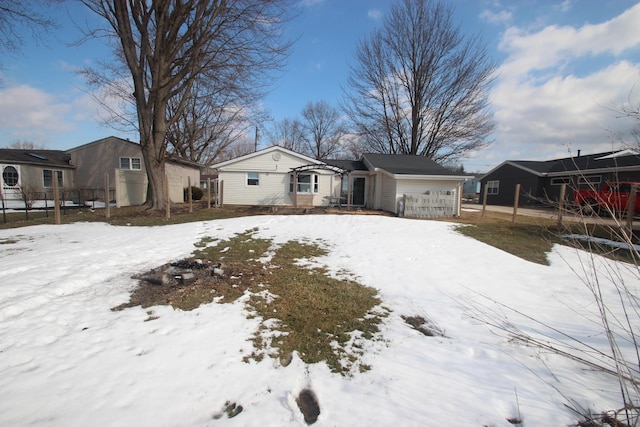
[508,150,640,176]
[362,153,456,175]
[0,149,73,168]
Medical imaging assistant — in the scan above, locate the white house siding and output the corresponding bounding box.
[219,150,309,174]
[218,170,337,206]
[380,174,398,213]
[218,170,290,205]
[215,149,336,206]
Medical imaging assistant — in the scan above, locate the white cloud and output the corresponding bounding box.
[367,9,382,21]
[486,61,640,164]
[0,85,73,142]
[479,9,512,24]
[499,2,640,78]
[469,2,640,169]
[554,0,573,13]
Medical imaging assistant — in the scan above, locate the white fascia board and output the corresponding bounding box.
[376,168,468,181]
[210,146,323,170]
[546,165,640,177]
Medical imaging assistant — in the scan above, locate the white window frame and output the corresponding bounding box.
[43,169,63,188]
[119,157,142,170]
[290,173,319,194]
[247,172,260,186]
[551,177,571,185]
[487,180,499,195]
[578,175,602,185]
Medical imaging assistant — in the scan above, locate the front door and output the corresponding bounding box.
[352,177,366,206]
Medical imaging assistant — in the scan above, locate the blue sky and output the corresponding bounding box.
[1,0,639,172]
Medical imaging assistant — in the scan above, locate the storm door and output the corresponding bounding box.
[342,176,366,206]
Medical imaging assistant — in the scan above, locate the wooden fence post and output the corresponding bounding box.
[346,173,352,210]
[512,184,521,223]
[557,184,567,228]
[0,188,5,224]
[219,180,224,207]
[104,173,110,218]
[165,174,170,219]
[626,184,636,238]
[481,184,488,218]
[188,176,193,213]
[53,176,61,225]
[293,173,298,208]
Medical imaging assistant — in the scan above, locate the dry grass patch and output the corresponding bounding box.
[116,228,387,376]
[446,209,560,265]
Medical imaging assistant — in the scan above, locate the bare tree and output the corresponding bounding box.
[341,133,367,160]
[80,0,292,210]
[267,117,305,153]
[0,0,58,75]
[0,0,57,54]
[215,136,257,163]
[616,88,640,148]
[165,80,266,167]
[342,0,496,164]
[5,139,45,149]
[300,100,347,159]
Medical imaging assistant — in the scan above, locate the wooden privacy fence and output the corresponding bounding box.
[402,191,457,219]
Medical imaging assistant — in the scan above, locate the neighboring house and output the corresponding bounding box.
[480,149,640,206]
[462,174,481,200]
[68,136,202,207]
[209,146,469,217]
[0,149,75,203]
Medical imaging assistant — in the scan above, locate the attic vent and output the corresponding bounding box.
[28,153,47,160]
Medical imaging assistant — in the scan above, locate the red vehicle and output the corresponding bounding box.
[573,182,640,215]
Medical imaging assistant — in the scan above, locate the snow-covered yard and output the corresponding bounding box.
[0,214,637,426]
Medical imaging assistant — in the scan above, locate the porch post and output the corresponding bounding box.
[293,172,298,208]
[347,172,352,210]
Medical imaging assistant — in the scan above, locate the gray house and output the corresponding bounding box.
[1,136,202,208]
[480,149,640,206]
[0,149,75,204]
[68,136,202,206]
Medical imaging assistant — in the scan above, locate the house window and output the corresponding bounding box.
[289,173,319,193]
[247,172,260,186]
[120,157,142,170]
[43,170,63,188]
[2,166,19,186]
[551,177,571,185]
[578,176,601,185]
[486,180,499,195]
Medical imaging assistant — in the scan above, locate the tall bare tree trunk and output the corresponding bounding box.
[81,0,293,210]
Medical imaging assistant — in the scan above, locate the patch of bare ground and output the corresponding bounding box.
[114,228,388,376]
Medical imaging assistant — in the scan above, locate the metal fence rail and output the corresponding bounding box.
[0,188,115,224]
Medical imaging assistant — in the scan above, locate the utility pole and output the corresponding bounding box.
[254,126,259,152]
